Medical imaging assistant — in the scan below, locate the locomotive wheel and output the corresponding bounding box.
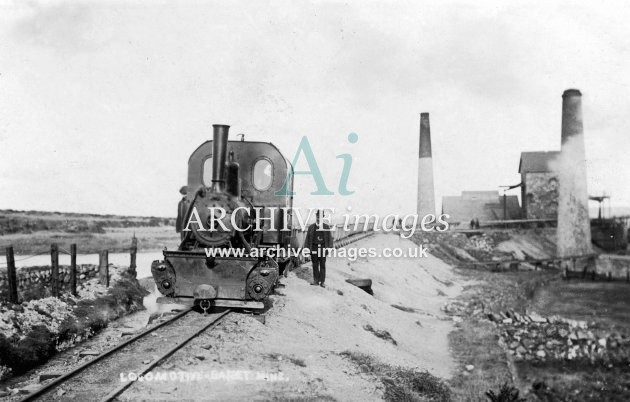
[246,261,279,301]
[247,277,271,301]
[151,260,176,296]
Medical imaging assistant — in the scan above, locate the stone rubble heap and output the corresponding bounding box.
[465,235,495,253]
[414,231,515,264]
[443,301,630,364]
[0,265,125,340]
[489,311,629,362]
[0,297,75,339]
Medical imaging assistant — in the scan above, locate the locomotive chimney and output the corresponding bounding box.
[417,113,436,218]
[557,89,592,258]
[212,124,230,191]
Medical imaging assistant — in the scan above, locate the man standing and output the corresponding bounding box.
[175,186,189,240]
[303,210,333,287]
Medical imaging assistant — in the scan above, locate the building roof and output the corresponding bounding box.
[442,192,521,223]
[461,191,499,201]
[518,151,560,174]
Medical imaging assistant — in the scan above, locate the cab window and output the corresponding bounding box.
[253,159,273,191]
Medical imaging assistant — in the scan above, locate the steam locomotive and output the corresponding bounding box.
[151,124,295,311]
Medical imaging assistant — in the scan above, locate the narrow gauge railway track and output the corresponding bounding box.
[19,308,232,402]
[17,232,371,401]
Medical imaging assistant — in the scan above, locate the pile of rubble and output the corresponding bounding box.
[0,297,75,339]
[443,299,630,364]
[465,234,495,253]
[0,266,147,381]
[414,231,516,264]
[489,310,629,363]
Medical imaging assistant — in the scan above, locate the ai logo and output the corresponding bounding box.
[275,133,358,196]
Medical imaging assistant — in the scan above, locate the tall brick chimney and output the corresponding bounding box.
[417,113,436,218]
[557,89,592,257]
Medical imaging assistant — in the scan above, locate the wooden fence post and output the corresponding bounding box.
[6,246,18,304]
[99,250,109,287]
[70,244,77,296]
[51,243,59,297]
[130,236,137,275]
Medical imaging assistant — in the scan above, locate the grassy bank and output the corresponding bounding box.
[449,318,515,401]
[0,209,174,235]
[340,351,452,401]
[0,209,179,255]
[0,226,179,255]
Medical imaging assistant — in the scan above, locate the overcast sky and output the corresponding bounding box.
[1,0,629,218]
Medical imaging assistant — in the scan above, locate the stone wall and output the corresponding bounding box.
[524,172,558,219]
[0,264,101,302]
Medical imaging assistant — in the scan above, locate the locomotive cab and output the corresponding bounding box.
[151,124,294,310]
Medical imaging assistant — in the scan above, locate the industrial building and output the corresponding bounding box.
[518,151,560,220]
[441,191,521,225]
[440,150,566,226]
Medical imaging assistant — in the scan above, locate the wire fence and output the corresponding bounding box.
[0,246,138,267]
[1,237,138,303]
[0,250,51,266]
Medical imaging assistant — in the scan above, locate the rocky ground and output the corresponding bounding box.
[446,295,630,366]
[409,228,630,401]
[443,268,630,401]
[0,265,147,388]
[414,228,557,264]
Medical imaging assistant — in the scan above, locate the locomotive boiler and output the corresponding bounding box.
[151,124,295,311]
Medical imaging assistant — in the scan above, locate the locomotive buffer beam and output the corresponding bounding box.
[156,296,265,310]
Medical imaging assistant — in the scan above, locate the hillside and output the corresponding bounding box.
[0,210,178,255]
[0,209,174,235]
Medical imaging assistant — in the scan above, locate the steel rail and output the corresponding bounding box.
[458,252,598,266]
[19,307,194,402]
[100,309,232,402]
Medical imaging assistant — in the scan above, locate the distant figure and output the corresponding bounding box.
[470,219,475,229]
[175,186,189,239]
[474,218,480,229]
[303,210,333,288]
